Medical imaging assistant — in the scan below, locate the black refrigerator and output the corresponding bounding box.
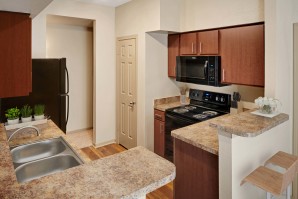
[0,58,69,133]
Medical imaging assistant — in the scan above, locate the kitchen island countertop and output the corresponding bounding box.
[0,121,175,199]
[171,114,228,155]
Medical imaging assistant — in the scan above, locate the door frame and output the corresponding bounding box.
[293,23,298,199]
[116,35,138,145]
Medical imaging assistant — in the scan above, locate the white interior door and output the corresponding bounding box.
[117,37,137,149]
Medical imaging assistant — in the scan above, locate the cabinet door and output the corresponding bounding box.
[220,24,264,86]
[180,32,197,55]
[154,110,165,157]
[0,11,32,98]
[174,138,218,199]
[198,30,219,55]
[168,34,179,77]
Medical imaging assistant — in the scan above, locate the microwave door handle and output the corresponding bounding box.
[204,60,208,78]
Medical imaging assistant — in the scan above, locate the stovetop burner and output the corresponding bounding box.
[173,108,189,114]
[202,111,218,117]
[193,114,208,119]
[185,106,197,110]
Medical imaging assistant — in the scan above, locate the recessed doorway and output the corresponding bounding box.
[46,15,94,142]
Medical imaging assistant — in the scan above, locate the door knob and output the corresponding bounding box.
[128,101,136,107]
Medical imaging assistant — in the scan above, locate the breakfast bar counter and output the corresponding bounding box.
[209,110,289,137]
[0,121,175,199]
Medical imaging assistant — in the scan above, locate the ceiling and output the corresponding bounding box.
[0,0,53,18]
[75,0,131,7]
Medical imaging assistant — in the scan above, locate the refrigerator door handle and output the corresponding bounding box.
[66,94,69,125]
[65,66,69,95]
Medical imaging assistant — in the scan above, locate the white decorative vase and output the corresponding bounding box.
[21,116,32,123]
[34,114,44,120]
[7,118,19,125]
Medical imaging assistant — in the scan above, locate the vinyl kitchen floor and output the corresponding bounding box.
[65,129,93,149]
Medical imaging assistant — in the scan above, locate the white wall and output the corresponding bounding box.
[219,121,291,199]
[145,33,180,150]
[180,0,264,32]
[264,0,293,148]
[46,20,93,132]
[32,0,115,145]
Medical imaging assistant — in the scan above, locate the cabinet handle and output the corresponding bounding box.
[155,114,162,120]
[191,43,194,53]
[223,69,225,81]
[200,42,202,53]
[160,123,164,134]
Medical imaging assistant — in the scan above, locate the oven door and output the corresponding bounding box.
[165,112,197,162]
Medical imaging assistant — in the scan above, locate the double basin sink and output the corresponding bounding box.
[10,137,84,183]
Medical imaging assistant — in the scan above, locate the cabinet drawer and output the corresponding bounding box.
[154,109,165,121]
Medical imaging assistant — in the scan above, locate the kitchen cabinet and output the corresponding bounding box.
[0,11,32,98]
[220,24,264,86]
[197,30,219,55]
[179,32,197,55]
[174,138,218,199]
[154,109,165,157]
[168,34,179,77]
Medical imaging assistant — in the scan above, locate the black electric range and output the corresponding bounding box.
[164,89,231,162]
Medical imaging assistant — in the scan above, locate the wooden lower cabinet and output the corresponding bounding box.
[154,109,165,157]
[174,138,218,199]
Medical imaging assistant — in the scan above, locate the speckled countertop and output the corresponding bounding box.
[210,110,289,137]
[171,115,228,155]
[0,121,175,198]
[171,110,289,155]
[154,96,189,111]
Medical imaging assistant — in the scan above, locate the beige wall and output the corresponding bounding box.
[46,20,93,133]
[32,0,115,145]
[116,0,178,148]
[180,0,264,31]
[294,23,298,199]
[116,0,264,150]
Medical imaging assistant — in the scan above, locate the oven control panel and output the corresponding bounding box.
[189,89,231,107]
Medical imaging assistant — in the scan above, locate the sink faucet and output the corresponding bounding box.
[8,126,40,142]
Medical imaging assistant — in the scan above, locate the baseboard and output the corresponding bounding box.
[93,139,116,148]
[66,127,93,134]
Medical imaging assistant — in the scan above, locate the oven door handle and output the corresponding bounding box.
[166,113,196,125]
[204,60,208,78]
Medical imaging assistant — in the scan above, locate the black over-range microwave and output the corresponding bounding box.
[176,56,226,87]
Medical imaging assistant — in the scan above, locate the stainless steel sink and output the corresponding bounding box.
[11,138,66,164]
[10,137,84,183]
[15,155,81,183]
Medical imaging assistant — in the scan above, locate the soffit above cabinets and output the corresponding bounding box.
[75,0,131,7]
[0,0,53,18]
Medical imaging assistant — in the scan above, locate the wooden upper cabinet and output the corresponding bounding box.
[197,30,219,55]
[168,34,179,77]
[179,32,197,55]
[220,24,265,86]
[0,11,32,98]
